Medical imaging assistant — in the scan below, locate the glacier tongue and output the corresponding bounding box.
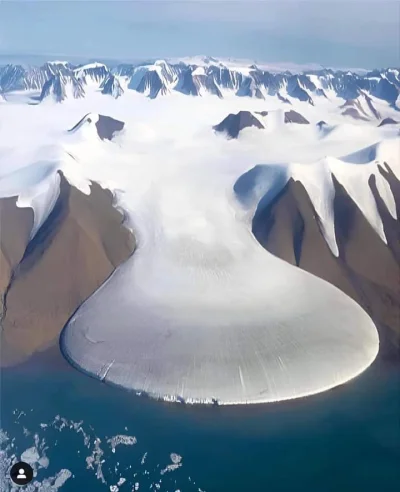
[60,129,381,404]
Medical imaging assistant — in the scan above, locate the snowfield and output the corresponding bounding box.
[1,89,398,404]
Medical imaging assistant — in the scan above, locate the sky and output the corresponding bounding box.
[0,0,398,69]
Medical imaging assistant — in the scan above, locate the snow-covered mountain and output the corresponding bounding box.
[40,73,85,102]
[1,58,399,109]
[73,62,109,85]
[214,109,310,138]
[379,117,399,126]
[100,74,124,98]
[213,111,265,138]
[68,113,125,140]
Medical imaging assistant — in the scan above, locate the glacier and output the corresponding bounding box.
[1,90,398,404]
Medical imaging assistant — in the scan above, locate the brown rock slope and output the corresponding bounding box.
[0,172,135,366]
[0,198,33,308]
[253,166,400,359]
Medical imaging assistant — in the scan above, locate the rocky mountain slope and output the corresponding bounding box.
[235,147,400,357]
[214,109,310,138]
[0,173,135,366]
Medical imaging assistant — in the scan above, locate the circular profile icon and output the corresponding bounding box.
[10,461,34,486]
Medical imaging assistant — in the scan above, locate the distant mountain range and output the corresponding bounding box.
[0,58,399,108]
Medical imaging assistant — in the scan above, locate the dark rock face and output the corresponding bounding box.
[0,173,135,366]
[214,108,310,136]
[136,70,167,99]
[317,120,327,128]
[315,88,328,98]
[191,70,223,98]
[364,93,381,119]
[95,115,125,141]
[69,114,125,141]
[101,74,124,99]
[40,74,85,102]
[340,96,380,120]
[277,92,291,104]
[246,166,400,358]
[373,78,399,105]
[286,77,314,105]
[213,111,265,139]
[176,69,199,96]
[236,77,264,99]
[342,107,370,121]
[284,110,310,124]
[332,73,362,100]
[379,117,399,127]
[207,66,244,91]
[74,64,109,84]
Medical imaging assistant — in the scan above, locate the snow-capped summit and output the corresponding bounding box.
[73,62,109,85]
[214,109,310,138]
[213,111,265,138]
[135,69,169,98]
[126,60,180,98]
[284,110,310,124]
[68,113,125,141]
[40,74,85,103]
[101,74,124,99]
[176,65,222,97]
[153,60,179,85]
[340,93,381,121]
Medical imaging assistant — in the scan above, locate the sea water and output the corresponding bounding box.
[1,346,399,492]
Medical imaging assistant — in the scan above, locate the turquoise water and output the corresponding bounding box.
[1,347,399,492]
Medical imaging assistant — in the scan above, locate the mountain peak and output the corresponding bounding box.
[378,117,399,127]
[39,73,85,103]
[68,113,125,141]
[101,74,124,99]
[213,111,265,139]
[284,110,310,124]
[73,62,109,84]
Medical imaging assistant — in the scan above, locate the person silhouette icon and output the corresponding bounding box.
[10,461,33,485]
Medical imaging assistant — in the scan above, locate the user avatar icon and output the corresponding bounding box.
[10,461,33,486]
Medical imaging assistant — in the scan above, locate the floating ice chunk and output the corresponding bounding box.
[160,454,182,475]
[53,469,72,488]
[21,446,40,464]
[107,435,137,453]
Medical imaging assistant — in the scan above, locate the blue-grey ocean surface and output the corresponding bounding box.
[1,346,399,492]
